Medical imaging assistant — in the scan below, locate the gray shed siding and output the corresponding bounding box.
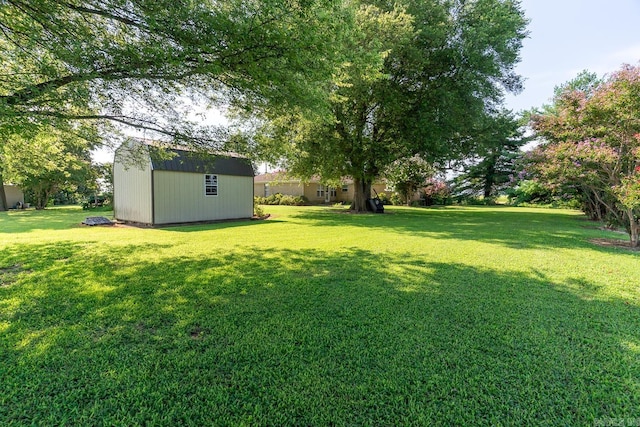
[3,185,24,208]
[114,141,254,225]
[153,171,253,224]
[113,147,153,224]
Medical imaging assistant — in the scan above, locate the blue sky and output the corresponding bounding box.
[504,0,640,112]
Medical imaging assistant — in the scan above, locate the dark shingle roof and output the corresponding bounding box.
[149,148,254,177]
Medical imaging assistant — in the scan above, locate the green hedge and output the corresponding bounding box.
[255,193,309,206]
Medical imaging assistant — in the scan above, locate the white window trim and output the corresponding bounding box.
[205,174,218,197]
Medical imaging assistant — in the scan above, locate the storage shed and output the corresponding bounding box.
[2,184,24,209]
[114,141,254,225]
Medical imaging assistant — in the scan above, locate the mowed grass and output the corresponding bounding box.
[1,205,638,425]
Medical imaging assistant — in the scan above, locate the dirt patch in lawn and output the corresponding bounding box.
[589,238,640,251]
[0,264,31,286]
[330,209,392,215]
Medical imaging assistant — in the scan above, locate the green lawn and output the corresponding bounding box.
[1,205,638,425]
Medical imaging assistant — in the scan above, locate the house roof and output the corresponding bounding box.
[149,148,254,177]
[254,171,301,183]
[254,172,363,185]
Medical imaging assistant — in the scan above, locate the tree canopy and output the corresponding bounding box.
[0,0,344,144]
[2,126,94,209]
[384,155,434,205]
[451,111,528,201]
[525,64,640,246]
[0,0,350,209]
[251,0,528,211]
[1,0,529,212]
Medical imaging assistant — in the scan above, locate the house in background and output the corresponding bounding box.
[2,184,24,209]
[254,171,387,204]
[114,140,254,225]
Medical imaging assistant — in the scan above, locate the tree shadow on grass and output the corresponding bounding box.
[0,207,111,234]
[1,242,639,425]
[0,207,283,234]
[157,217,284,232]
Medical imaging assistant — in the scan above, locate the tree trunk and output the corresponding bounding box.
[631,226,639,248]
[0,171,7,211]
[350,178,372,212]
[626,209,639,248]
[33,186,52,210]
[483,157,497,199]
[35,191,46,210]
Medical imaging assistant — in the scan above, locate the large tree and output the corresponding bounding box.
[3,127,94,209]
[527,65,640,246]
[0,0,342,135]
[0,0,346,209]
[451,111,528,201]
[253,0,528,211]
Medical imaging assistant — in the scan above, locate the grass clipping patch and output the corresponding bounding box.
[0,264,29,286]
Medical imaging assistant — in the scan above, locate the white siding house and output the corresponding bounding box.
[114,141,254,225]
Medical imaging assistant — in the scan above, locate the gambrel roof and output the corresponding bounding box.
[149,147,254,177]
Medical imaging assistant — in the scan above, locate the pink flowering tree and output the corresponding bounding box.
[422,178,450,206]
[527,65,640,246]
[384,155,435,206]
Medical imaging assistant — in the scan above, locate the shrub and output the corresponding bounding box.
[377,192,392,205]
[457,196,489,206]
[82,193,112,210]
[422,179,451,206]
[278,194,302,206]
[267,193,283,205]
[507,180,553,205]
[254,194,308,206]
[390,192,403,206]
[253,199,265,217]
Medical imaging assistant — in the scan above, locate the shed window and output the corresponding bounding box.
[205,174,218,196]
